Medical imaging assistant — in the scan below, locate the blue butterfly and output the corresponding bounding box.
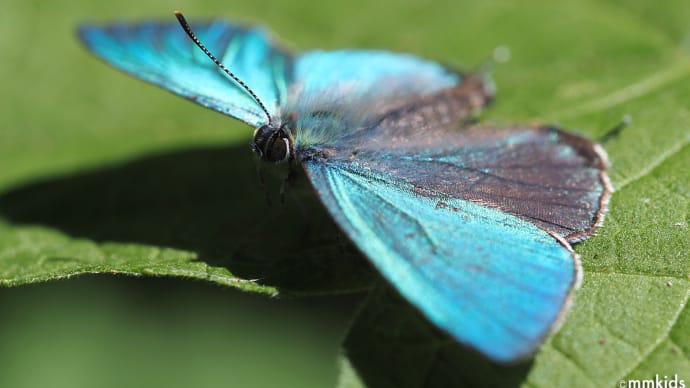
[78,11,611,362]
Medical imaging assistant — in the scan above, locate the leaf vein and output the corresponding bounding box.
[549,341,599,387]
[556,61,690,119]
[616,136,690,190]
[614,286,690,385]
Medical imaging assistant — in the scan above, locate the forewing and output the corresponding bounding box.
[304,161,579,362]
[288,52,493,147]
[294,50,461,97]
[79,20,292,126]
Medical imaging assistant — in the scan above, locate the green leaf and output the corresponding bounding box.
[0,146,374,295]
[1,0,689,386]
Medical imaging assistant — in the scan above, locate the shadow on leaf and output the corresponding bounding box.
[343,284,534,387]
[0,143,373,294]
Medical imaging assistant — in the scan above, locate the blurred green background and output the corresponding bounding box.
[2,0,690,387]
[0,278,358,388]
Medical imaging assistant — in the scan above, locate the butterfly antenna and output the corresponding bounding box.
[174,10,273,126]
[598,114,631,144]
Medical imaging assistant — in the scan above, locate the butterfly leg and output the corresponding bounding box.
[279,161,300,204]
[254,160,273,207]
[281,166,319,245]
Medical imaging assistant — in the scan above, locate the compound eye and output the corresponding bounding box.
[252,125,273,157]
[266,136,289,162]
[252,125,291,162]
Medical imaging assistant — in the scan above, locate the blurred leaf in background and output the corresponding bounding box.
[1,0,689,387]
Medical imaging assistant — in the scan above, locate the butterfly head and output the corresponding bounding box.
[252,124,294,163]
[171,11,293,163]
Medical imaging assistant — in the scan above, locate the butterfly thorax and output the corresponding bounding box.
[251,123,294,163]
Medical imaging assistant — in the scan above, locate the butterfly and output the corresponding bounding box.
[78,11,611,362]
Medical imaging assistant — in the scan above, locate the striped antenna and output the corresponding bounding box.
[174,10,273,125]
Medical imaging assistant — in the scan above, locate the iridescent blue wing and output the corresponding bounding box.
[304,160,580,362]
[293,50,464,97]
[297,85,610,361]
[286,52,492,143]
[347,125,610,241]
[296,84,610,242]
[78,20,291,126]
